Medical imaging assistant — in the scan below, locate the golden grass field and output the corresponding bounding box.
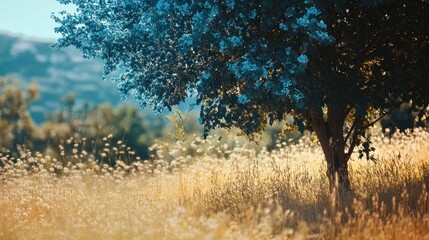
[1,127,429,239]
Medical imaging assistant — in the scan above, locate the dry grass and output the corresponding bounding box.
[1,127,429,239]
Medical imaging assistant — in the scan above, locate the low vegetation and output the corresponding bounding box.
[1,127,428,239]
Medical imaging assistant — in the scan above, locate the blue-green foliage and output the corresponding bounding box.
[53,0,334,136]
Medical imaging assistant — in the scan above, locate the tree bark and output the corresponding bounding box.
[307,109,351,196]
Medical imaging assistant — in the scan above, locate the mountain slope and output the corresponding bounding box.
[0,32,121,123]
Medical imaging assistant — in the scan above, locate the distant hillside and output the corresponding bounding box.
[0,31,121,123]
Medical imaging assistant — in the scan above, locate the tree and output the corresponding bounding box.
[0,77,39,154]
[42,102,166,161]
[53,0,429,194]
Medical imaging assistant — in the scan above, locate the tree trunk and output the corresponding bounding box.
[308,110,351,196]
[325,145,351,195]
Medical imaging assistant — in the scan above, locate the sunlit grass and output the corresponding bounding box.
[1,127,429,239]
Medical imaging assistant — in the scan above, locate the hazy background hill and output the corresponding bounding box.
[0,31,122,123]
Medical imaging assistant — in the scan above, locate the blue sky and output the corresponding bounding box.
[0,0,75,39]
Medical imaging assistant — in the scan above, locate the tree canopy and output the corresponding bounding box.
[53,0,429,193]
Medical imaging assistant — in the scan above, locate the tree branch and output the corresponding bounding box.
[361,109,394,130]
[345,122,361,161]
[344,109,394,160]
[344,116,359,144]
